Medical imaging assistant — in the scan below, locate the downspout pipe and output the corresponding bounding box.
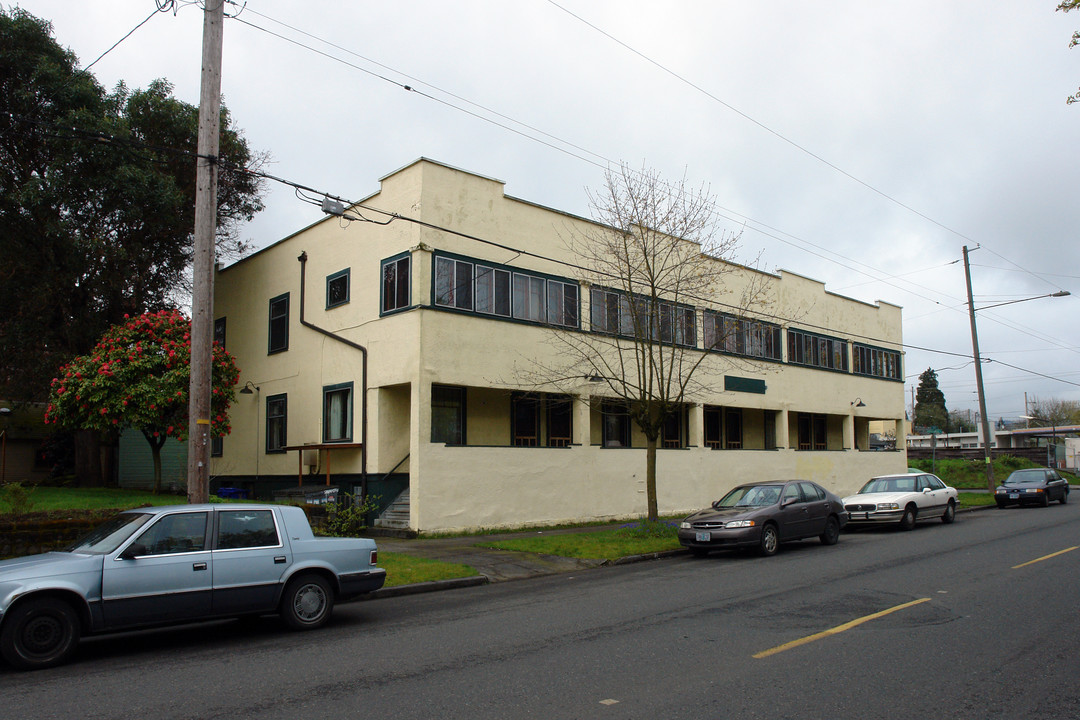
[297,251,368,502]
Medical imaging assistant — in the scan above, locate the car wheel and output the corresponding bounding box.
[899,505,917,531]
[996,501,1007,509]
[758,524,779,557]
[0,598,80,671]
[280,574,334,631]
[1061,490,1069,505]
[941,500,956,524]
[819,516,840,545]
[1040,493,1050,507]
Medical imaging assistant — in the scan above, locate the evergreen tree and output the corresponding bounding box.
[913,368,949,433]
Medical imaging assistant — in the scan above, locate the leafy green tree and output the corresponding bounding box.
[913,368,949,433]
[0,8,264,405]
[44,311,240,493]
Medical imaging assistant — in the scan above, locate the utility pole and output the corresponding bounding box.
[187,0,224,504]
[963,245,995,493]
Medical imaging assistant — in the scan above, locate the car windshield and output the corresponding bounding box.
[65,513,152,554]
[716,485,782,508]
[859,476,916,494]
[1003,470,1043,485]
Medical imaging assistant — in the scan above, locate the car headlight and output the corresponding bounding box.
[995,489,1006,494]
[680,521,692,529]
[1026,489,1042,494]
[725,520,756,529]
[876,503,900,511]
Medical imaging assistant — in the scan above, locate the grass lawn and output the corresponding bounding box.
[957,492,996,507]
[909,457,1077,489]
[0,485,187,514]
[380,553,480,587]
[477,524,682,561]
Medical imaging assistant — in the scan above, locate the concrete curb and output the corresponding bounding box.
[367,574,489,599]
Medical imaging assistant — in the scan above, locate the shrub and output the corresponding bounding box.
[321,492,380,537]
[0,482,35,515]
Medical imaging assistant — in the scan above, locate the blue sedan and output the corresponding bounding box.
[0,503,385,670]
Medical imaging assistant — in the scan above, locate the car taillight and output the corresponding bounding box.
[370,550,378,565]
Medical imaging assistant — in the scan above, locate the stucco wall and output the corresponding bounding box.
[415,443,906,533]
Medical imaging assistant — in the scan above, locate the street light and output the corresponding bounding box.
[963,245,1070,493]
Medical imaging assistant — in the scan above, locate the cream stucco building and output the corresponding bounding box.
[211,159,908,533]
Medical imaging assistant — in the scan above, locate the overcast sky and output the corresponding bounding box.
[13,0,1080,425]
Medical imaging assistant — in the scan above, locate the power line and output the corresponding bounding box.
[545,1,1070,296]
[80,2,174,73]
[11,111,1073,392]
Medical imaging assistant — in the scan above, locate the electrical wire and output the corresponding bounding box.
[80,2,174,74]
[9,110,1075,392]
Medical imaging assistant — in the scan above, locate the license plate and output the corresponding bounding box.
[1009,493,1019,500]
[695,531,711,542]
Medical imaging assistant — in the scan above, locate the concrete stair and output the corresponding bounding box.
[374,487,411,530]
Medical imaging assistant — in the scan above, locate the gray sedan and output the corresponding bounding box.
[0,503,385,670]
[678,480,847,557]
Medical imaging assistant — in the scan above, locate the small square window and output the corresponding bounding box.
[327,269,350,309]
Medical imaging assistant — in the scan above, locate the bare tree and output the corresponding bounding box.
[1028,397,1080,427]
[534,164,770,522]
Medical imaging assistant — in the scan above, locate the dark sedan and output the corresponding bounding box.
[995,468,1070,508]
[678,480,847,557]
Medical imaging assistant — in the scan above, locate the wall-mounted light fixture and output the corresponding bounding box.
[239,381,259,395]
[851,398,866,407]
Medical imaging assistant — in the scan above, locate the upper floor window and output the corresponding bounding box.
[476,265,511,317]
[323,382,353,443]
[852,344,902,380]
[213,317,226,349]
[704,312,781,361]
[432,253,579,329]
[381,255,411,314]
[326,268,350,309]
[787,329,848,372]
[590,288,694,345]
[268,293,289,354]
[435,256,474,311]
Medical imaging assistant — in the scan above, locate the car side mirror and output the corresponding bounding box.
[781,498,796,507]
[119,543,146,560]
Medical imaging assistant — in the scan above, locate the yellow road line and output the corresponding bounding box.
[1012,546,1078,569]
[753,598,931,659]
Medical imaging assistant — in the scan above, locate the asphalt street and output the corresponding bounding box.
[3,502,1079,719]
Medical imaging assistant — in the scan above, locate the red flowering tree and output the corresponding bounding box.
[45,310,240,494]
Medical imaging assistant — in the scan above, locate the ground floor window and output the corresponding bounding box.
[602,401,631,448]
[511,393,540,447]
[432,385,466,445]
[661,407,685,448]
[724,408,743,449]
[323,382,353,443]
[512,393,573,447]
[797,413,827,450]
[266,394,287,453]
[547,397,572,447]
